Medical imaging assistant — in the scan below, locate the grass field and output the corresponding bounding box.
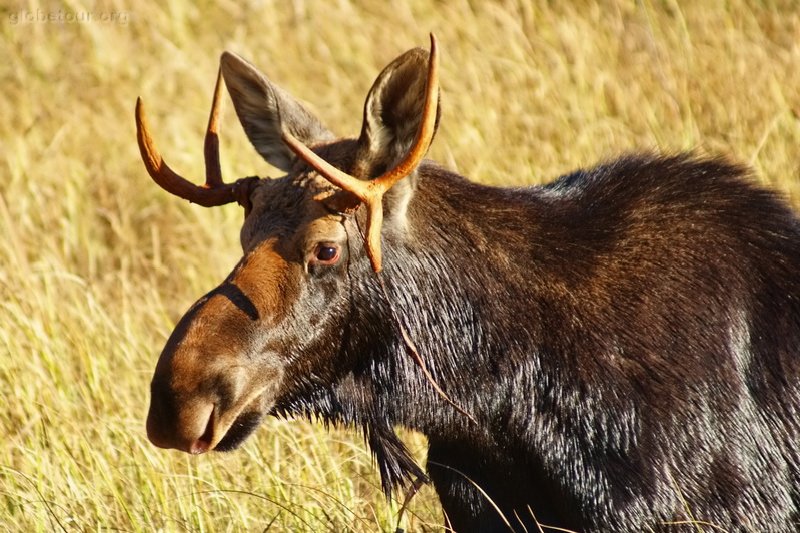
[1,0,799,531]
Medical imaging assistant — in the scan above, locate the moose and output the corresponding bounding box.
[138,35,800,532]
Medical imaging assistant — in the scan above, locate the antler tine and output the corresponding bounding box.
[135,71,243,207]
[204,68,224,187]
[280,130,372,202]
[281,33,440,273]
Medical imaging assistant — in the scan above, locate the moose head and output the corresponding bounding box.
[141,36,441,457]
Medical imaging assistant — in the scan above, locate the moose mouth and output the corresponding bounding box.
[192,389,271,453]
[214,409,265,451]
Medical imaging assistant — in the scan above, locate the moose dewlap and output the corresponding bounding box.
[137,35,800,532]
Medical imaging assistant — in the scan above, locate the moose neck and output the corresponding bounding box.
[381,162,564,404]
[284,161,617,502]
[374,167,549,428]
[325,162,578,492]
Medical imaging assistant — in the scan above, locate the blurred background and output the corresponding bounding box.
[1,0,799,531]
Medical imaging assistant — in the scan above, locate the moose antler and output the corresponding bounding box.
[280,34,440,273]
[135,69,255,207]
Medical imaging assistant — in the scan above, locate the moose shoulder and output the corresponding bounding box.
[137,36,800,532]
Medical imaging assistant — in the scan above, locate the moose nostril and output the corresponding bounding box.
[190,405,215,455]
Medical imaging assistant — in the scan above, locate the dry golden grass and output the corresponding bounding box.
[1,0,798,531]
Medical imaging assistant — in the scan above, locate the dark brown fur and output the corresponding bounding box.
[144,44,800,532]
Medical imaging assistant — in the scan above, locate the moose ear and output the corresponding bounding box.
[355,47,441,226]
[220,51,334,172]
[357,48,441,178]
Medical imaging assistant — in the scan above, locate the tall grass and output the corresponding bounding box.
[1,0,798,531]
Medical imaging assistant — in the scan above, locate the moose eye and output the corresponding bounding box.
[311,243,340,265]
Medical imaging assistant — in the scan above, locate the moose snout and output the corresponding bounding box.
[144,271,287,455]
[146,379,217,454]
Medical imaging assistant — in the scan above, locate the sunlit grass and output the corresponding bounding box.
[1,0,798,530]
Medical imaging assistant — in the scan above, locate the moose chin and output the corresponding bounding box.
[136,35,800,532]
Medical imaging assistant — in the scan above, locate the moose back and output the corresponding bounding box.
[137,36,800,532]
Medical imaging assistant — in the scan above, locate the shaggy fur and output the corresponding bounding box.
[145,43,800,532]
[274,154,800,531]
